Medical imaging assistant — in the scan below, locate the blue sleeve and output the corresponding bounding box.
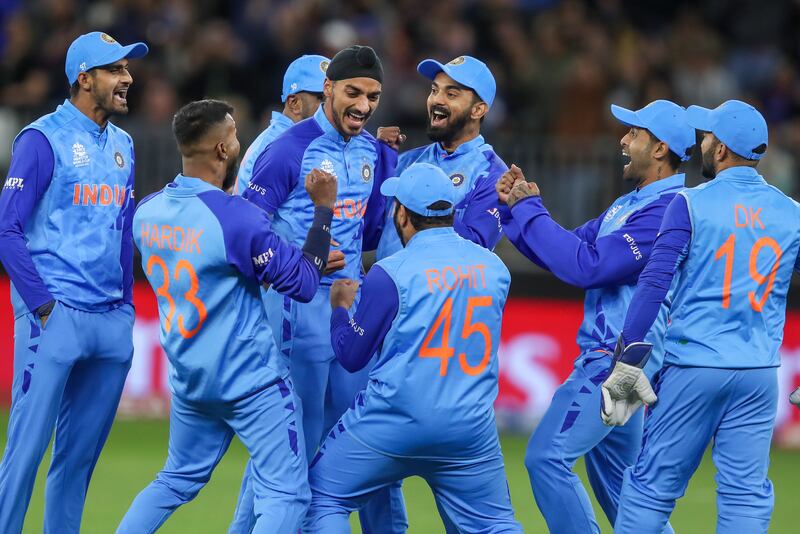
[119,151,135,305]
[0,129,56,312]
[622,195,692,344]
[508,194,673,289]
[330,265,399,372]
[242,129,308,214]
[453,152,507,250]
[362,139,398,251]
[199,193,326,303]
[571,211,605,242]
[499,205,549,270]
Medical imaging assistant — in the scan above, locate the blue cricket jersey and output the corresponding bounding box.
[376,136,507,259]
[0,100,135,317]
[243,105,395,283]
[134,174,328,402]
[234,111,295,196]
[331,227,510,459]
[503,174,685,377]
[623,166,800,368]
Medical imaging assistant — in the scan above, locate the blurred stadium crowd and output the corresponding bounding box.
[1,0,799,214]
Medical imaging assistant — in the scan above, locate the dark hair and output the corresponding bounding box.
[69,80,80,98]
[172,99,234,149]
[404,200,454,230]
[666,147,686,171]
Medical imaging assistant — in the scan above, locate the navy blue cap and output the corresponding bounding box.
[686,100,768,160]
[611,100,695,162]
[380,163,456,216]
[417,56,496,108]
[65,32,148,84]
[281,55,330,102]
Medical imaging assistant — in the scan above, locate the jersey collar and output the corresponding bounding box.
[713,166,765,183]
[313,104,348,143]
[166,174,221,196]
[432,135,485,160]
[407,226,458,247]
[270,111,294,131]
[634,173,685,199]
[59,99,109,145]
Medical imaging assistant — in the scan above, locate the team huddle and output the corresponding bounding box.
[0,30,799,534]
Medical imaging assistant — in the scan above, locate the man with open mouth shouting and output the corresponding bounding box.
[0,31,147,533]
[495,100,694,534]
[375,55,507,261]
[231,45,407,533]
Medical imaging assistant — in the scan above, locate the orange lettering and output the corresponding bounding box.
[140,223,150,249]
[425,269,442,293]
[99,184,113,206]
[82,184,98,206]
[73,184,80,205]
[749,207,765,230]
[442,267,458,290]
[161,226,173,250]
[734,204,748,227]
[173,227,185,251]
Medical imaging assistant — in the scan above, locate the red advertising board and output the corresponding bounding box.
[1,277,799,435]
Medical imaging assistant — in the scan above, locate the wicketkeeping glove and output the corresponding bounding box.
[790,387,800,409]
[601,335,657,426]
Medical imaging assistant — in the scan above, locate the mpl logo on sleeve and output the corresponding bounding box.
[72,142,90,167]
[3,177,24,191]
[252,248,275,268]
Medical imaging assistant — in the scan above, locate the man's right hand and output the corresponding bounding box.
[497,164,540,207]
[305,168,338,209]
[325,239,346,275]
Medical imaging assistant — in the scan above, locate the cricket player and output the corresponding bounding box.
[0,32,147,533]
[231,45,406,533]
[304,163,522,533]
[376,55,506,260]
[496,100,694,533]
[234,54,330,195]
[604,100,800,533]
[117,99,336,533]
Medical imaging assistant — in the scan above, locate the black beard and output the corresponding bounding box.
[222,159,238,192]
[393,208,407,247]
[426,106,470,145]
[701,154,716,179]
[329,95,370,137]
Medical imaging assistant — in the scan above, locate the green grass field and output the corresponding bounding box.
[4,413,799,533]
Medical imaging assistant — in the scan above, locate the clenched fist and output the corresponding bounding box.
[330,279,360,310]
[496,164,540,207]
[377,126,407,150]
[305,168,338,209]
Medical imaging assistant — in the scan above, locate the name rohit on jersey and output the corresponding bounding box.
[3,177,24,191]
[140,224,203,253]
[425,264,488,293]
[72,183,130,206]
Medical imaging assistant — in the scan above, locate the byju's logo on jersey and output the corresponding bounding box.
[114,151,125,168]
[320,159,337,177]
[3,177,24,191]
[72,142,90,167]
[252,248,275,268]
[450,173,465,187]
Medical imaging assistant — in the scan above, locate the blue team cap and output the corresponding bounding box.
[380,163,456,216]
[65,32,148,84]
[417,55,496,108]
[610,100,695,162]
[281,54,330,102]
[686,100,768,160]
